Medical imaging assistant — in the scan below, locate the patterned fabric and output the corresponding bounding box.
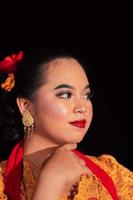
[0,154,133,199]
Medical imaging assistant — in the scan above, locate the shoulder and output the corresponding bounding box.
[86,154,133,199]
[0,160,7,172]
[87,154,132,174]
[0,160,7,192]
[86,154,133,179]
[0,160,8,199]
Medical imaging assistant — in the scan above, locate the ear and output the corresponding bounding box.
[16,97,32,115]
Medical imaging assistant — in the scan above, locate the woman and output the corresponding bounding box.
[0,49,133,200]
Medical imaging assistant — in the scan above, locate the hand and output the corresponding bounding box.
[32,143,91,200]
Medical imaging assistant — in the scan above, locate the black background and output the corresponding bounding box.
[0,2,132,170]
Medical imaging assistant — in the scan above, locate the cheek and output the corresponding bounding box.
[86,102,93,120]
[39,99,70,120]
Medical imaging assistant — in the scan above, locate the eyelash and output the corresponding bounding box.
[56,91,93,100]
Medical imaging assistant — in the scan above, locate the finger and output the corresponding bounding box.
[62,143,77,150]
[77,158,86,167]
[82,167,92,177]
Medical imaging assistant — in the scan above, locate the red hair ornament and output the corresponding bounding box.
[0,51,23,92]
[0,51,23,73]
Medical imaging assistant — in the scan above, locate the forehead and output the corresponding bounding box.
[45,58,89,86]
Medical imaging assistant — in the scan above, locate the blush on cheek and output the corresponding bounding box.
[42,101,69,120]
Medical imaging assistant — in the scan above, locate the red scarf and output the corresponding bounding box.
[4,142,119,200]
[4,141,23,200]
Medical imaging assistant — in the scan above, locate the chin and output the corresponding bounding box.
[67,135,85,144]
[59,128,87,144]
[74,138,84,144]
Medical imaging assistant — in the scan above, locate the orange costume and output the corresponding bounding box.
[0,142,133,200]
[0,52,132,200]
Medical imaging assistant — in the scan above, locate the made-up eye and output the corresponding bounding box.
[82,91,93,100]
[56,91,72,99]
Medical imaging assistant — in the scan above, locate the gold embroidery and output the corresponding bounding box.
[22,158,112,200]
[0,154,133,200]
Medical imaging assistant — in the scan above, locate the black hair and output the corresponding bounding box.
[0,48,93,159]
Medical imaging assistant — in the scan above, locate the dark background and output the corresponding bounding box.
[0,2,132,170]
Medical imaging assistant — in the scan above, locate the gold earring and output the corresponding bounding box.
[22,110,34,138]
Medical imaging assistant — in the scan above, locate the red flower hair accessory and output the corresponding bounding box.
[0,51,23,73]
[0,51,23,92]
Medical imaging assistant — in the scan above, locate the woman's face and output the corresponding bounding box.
[32,58,93,146]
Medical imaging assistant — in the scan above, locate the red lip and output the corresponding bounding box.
[69,119,86,128]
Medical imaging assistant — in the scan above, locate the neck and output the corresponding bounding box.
[24,134,59,169]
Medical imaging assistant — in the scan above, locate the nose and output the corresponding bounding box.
[73,100,86,114]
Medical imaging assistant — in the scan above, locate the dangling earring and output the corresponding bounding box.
[22,110,34,138]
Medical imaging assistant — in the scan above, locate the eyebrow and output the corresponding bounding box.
[54,84,90,90]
